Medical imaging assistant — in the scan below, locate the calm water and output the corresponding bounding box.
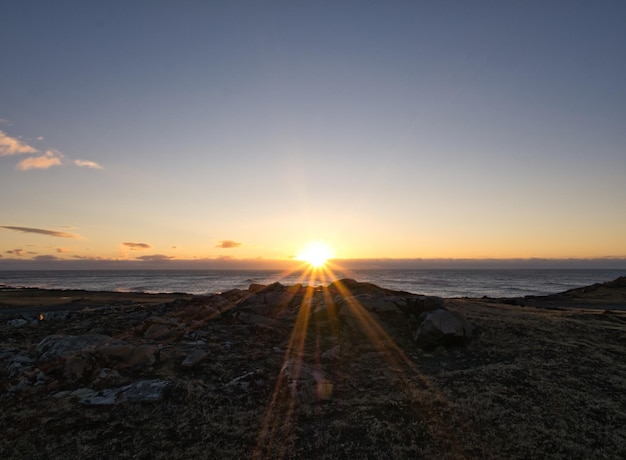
[1,269,624,298]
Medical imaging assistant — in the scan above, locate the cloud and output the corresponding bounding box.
[72,255,105,260]
[56,247,71,253]
[1,226,80,239]
[123,242,151,250]
[0,130,38,156]
[136,254,173,261]
[33,255,60,261]
[217,240,242,249]
[16,149,63,170]
[74,159,103,169]
[6,248,25,256]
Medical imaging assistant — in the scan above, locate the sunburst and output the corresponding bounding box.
[296,241,334,268]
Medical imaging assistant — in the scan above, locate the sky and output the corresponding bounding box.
[1,1,625,269]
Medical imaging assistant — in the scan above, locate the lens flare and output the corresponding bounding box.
[296,241,333,268]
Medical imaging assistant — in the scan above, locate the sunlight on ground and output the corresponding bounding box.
[253,258,464,458]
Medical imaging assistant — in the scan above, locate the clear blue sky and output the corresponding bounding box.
[1,1,625,268]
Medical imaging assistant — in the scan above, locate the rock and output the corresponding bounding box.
[96,340,136,362]
[321,345,341,360]
[342,294,399,313]
[64,355,94,381]
[181,349,208,368]
[143,323,181,341]
[92,368,122,386]
[36,335,112,362]
[6,354,35,378]
[327,279,388,296]
[281,360,333,402]
[78,379,171,405]
[402,295,446,315]
[412,308,474,348]
[336,300,385,339]
[248,283,267,293]
[309,296,340,322]
[237,287,298,317]
[232,311,291,330]
[126,344,157,367]
[39,311,70,320]
[7,318,29,327]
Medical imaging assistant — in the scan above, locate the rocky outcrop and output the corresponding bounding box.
[412,309,474,348]
[2,280,474,408]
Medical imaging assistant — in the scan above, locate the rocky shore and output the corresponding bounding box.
[1,277,625,459]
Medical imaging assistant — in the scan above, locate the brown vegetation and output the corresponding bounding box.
[1,278,625,459]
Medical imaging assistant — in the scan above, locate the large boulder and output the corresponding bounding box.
[340,294,399,313]
[36,335,114,362]
[237,282,303,317]
[412,309,474,349]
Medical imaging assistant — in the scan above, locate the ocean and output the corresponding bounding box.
[1,269,624,298]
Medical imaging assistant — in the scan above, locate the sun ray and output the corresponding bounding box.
[255,259,473,457]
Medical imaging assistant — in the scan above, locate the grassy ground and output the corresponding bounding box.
[1,286,625,459]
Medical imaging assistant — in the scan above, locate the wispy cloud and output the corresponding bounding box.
[74,159,103,169]
[72,255,106,260]
[6,248,25,256]
[1,226,81,239]
[136,254,173,261]
[16,149,63,170]
[217,240,242,249]
[0,130,38,156]
[123,242,151,250]
[56,247,71,253]
[34,255,60,261]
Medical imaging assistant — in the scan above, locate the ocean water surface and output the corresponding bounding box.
[1,269,624,298]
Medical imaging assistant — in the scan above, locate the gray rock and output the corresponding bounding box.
[309,297,340,322]
[6,354,35,378]
[96,340,135,362]
[92,368,122,386]
[412,308,474,348]
[404,295,446,315]
[342,294,399,313]
[181,348,208,368]
[321,345,341,360]
[281,360,333,402]
[126,344,157,367]
[39,311,70,320]
[36,335,112,362]
[79,379,171,405]
[64,355,94,381]
[337,300,384,339]
[7,318,29,327]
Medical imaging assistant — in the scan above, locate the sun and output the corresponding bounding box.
[296,241,334,268]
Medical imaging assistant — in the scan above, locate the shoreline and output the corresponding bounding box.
[2,275,625,314]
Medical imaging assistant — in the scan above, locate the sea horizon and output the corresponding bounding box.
[2,267,625,299]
